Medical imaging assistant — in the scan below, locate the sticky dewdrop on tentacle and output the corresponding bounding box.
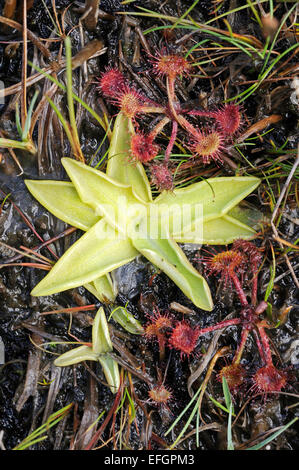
[96,53,245,171]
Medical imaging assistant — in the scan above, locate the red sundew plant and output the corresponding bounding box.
[98,48,243,190]
[147,383,173,410]
[144,308,173,361]
[196,240,288,396]
[168,320,200,359]
[130,132,160,163]
[189,129,224,164]
[97,67,126,97]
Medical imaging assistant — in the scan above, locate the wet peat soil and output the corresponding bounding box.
[0,0,298,450]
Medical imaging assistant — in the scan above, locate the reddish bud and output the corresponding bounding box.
[98,67,126,98]
[131,132,159,163]
[150,162,173,191]
[169,321,199,359]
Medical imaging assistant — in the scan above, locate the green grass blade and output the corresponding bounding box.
[227,402,234,450]
[27,61,108,133]
[13,403,73,450]
[247,417,298,450]
[22,89,39,141]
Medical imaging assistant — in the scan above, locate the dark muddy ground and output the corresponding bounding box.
[0,0,298,451]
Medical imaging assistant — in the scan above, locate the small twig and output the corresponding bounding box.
[0,15,51,59]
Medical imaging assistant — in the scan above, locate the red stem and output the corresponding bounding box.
[157,333,166,362]
[164,120,178,164]
[176,114,198,138]
[257,324,273,365]
[197,318,241,336]
[251,262,258,306]
[233,327,250,364]
[231,273,248,307]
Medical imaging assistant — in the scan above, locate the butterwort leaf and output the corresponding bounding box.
[106,112,152,202]
[155,176,260,236]
[131,222,213,311]
[25,180,100,231]
[26,112,261,310]
[54,345,99,366]
[31,219,138,296]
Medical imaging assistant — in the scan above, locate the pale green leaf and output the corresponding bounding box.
[25,180,100,231]
[175,214,256,244]
[110,306,144,335]
[155,176,260,236]
[106,112,152,202]
[31,219,138,296]
[99,355,120,394]
[131,227,213,311]
[227,202,264,230]
[92,307,113,354]
[61,157,146,234]
[84,274,116,303]
[54,345,98,367]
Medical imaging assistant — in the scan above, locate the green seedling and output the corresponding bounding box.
[0,90,39,154]
[54,307,120,394]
